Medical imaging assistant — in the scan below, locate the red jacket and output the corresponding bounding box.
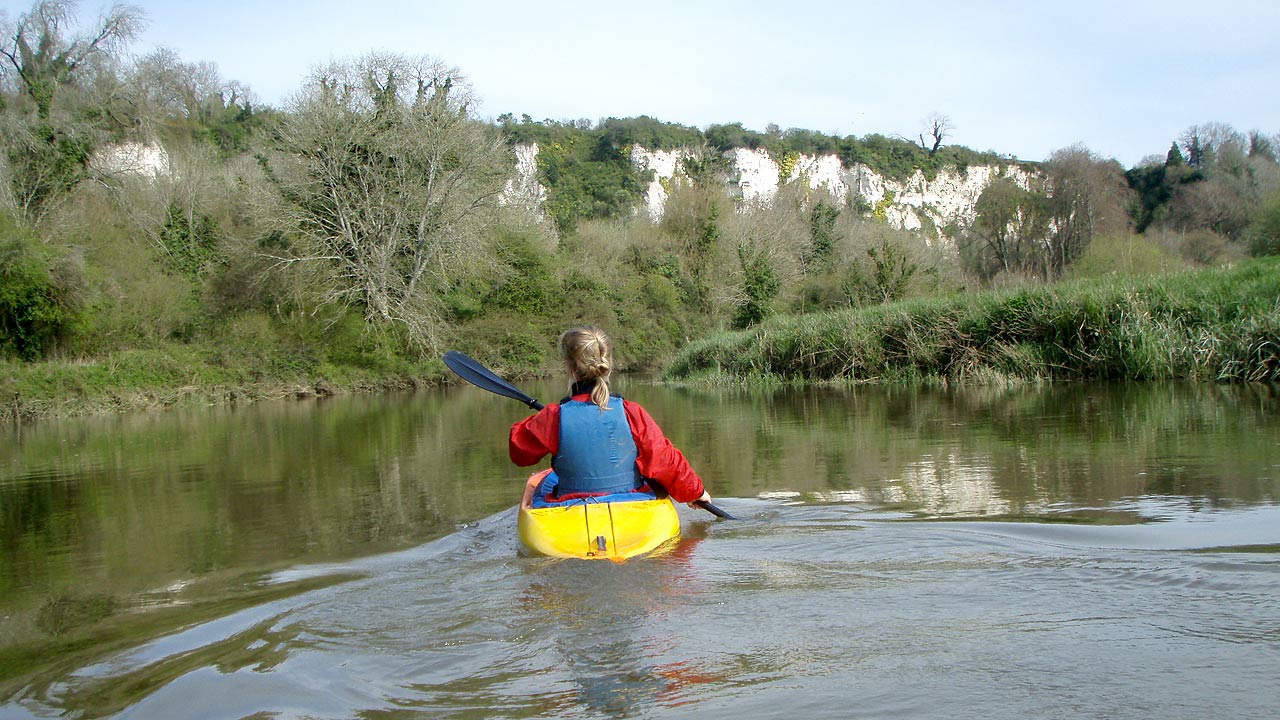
[509,395,706,503]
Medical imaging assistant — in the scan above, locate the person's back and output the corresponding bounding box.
[509,326,712,509]
[554,395,643,495]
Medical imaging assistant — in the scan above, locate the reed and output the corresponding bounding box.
[665,258,1280,385]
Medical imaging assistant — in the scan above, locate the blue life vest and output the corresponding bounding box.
[553,397,643,495]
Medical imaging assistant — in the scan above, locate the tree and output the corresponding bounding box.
[1164,174,1253,240]
[124,47,262,153]
[1180,123,1249,174]
[1041,145,1133,278]
[257,52,511,351]
[805,199,839,272]
[731,243,780,329]
[0,212,85,358]
[0,0,144,119]
[1156,123,1272,242]
[0,2,146,224]
[917,112,951,156]
[129,48,229,122]
[962,176,1047,280]
[1184,132,1205,168]
[0,110,95,223]
[1247,131,1276,163]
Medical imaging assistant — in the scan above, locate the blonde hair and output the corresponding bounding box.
[559,326,613,410]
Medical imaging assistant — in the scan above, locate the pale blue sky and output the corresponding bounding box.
[4,0,1278,166]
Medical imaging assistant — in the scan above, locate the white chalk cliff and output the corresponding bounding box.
[508,143,1034,245]
[500,142,547,218]
[97,139,1031,246]
[91,142,171,178]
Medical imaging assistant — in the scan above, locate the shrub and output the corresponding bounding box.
[1068,234,1185,279]
[488,229,560,313]
[1249,193,1280,256]
[0,214,85,359]
[732,244,781,329]
[158,201,220,277]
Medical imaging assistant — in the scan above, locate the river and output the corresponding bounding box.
[1,380,1278,718]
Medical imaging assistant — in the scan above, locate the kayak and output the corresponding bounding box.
[518,497,680,560]
[517,470,680,560]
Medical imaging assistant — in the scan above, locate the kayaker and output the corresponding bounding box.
[510,326,713,509]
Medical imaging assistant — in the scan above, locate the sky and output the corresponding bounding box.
[4,0,1278,167]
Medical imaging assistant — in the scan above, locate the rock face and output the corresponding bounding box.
[508,143,1036,245]
[629,146,685,221]
[500,142,547,219]
[95,137,1025,245]
[90,142,171,178]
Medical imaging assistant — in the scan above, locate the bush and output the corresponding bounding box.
[1249,193,1280,256]
[0,214,85,359]
[488,228,560,313]
[1068,234,1185,279]
[158,201,220,277]
[732,244,781,329]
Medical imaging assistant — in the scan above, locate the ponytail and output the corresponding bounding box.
[559,326,614,411]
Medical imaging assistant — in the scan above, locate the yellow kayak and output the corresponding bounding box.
[518,496,681,560]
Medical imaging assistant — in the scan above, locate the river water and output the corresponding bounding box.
[1,380,1278,718]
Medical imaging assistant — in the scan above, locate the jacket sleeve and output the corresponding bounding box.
[624,399,706,503]
[509,403,560,466]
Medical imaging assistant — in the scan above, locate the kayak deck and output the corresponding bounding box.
[518,498,680,560]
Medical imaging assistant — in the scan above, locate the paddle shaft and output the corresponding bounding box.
[442,350,734,520]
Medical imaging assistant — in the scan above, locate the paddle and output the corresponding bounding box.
[442,350,734,520]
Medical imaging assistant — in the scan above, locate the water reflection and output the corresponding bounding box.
[514,538,691,712]
[1,380,1278,711]
[515,534,710,717]
[645,381,1280,514]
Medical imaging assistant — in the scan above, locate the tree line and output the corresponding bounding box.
[2,0,1278,383]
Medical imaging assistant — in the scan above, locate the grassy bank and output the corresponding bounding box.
[666,258,1280,385]
[0,343,448,421]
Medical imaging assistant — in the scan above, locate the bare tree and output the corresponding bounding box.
[256,52,511,351]
[0,0,145,119]
[962,176,1048,280]
[1041,145,1134,278]
[129,48,226,120]
[1179,123,1248,173]
[122,47,256,144]
[1162,123,1274,241]
[0,110,97,223]
[1163,174,1254,240]
[0,1,144,223]
[918,112,952,156]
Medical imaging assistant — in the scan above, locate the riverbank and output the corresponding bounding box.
[666,258,1280,385]
[1,344,448,421]
[8,259,1277,421]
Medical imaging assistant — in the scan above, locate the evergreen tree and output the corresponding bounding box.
[806,201,839,272]
[1187,136,1205,168]
[1166,142,1185,167]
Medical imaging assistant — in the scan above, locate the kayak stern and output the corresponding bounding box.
[518,498,680,560]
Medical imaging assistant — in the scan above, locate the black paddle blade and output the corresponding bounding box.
[442,351,544,410]
[695,500,735,519]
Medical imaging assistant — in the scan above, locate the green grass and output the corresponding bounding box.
[665,258,1280,385]
[0,340,448,420]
